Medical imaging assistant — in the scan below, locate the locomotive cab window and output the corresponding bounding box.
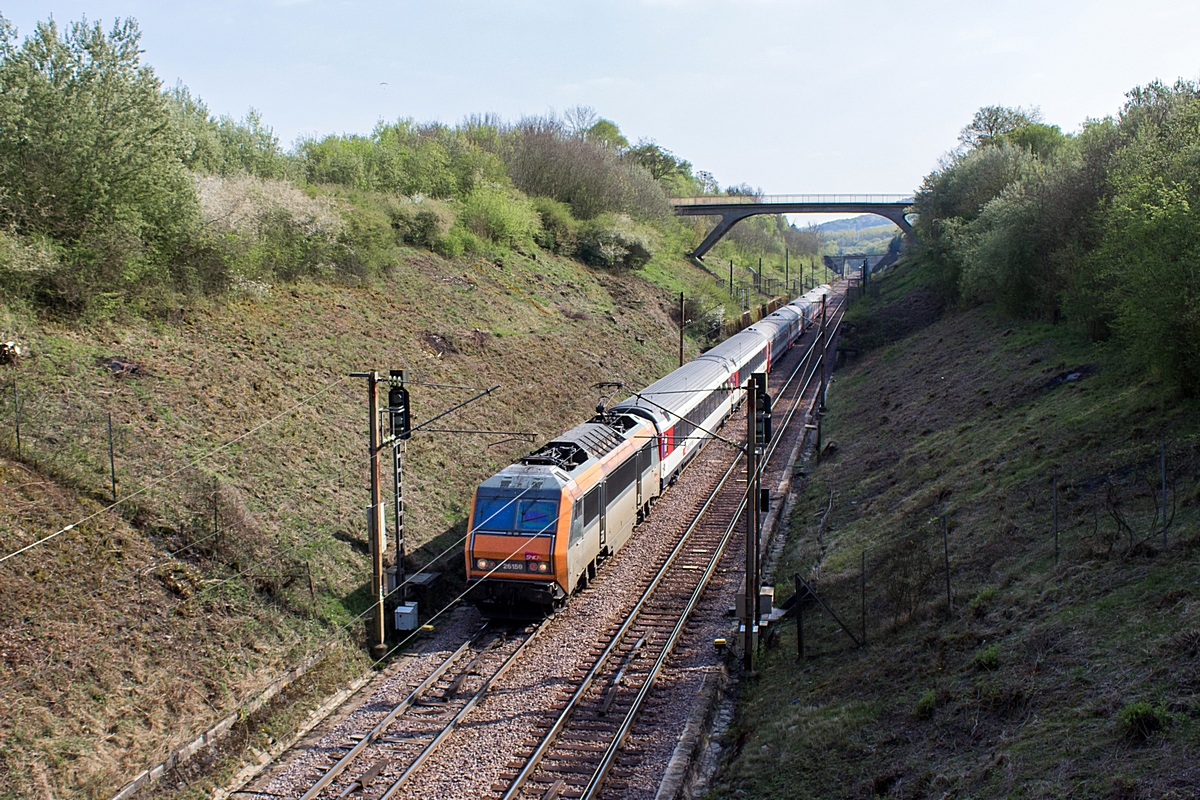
[517,499,558,534]
[473,495,516,532]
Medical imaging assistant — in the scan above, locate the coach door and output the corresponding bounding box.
[598,482,607,546]
[635,442,652,507]
[635,446,644,507]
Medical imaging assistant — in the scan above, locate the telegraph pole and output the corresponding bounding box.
[351,371,388,658]
[743,376,758,673]
[750,372,769,626]
[819,295,828,412]
[678,292,685,367]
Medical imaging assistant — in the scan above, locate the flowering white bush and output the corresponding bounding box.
[195,174,345,241]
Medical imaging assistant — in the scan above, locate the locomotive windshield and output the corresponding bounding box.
[473,491,559,535]
[517,500,557,532]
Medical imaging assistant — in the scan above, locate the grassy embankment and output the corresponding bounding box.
[0,238,735,798]
[710,259,1200,799]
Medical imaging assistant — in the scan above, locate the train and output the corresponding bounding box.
[464,285,833,614]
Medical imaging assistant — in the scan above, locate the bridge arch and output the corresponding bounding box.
[672,194,914,259]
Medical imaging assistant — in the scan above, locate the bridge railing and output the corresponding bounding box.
[671,194,914,206]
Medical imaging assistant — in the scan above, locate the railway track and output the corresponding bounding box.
[241,290,845,800]
[494,294,847,800]
[244,620,536,800]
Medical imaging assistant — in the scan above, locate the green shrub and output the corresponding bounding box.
[389,198,456,248]
[914,689,937,718]
[169,86,295,180]
[193,174,348,286]
[501,117,670,221]
[531,197,578,253]
[973,643,1000,670]
[335,203,397,278]
[460,185,540,249]
[576,214,654,269]
[0,231,61,299]
[298,119,507,200]
[968,586,997,617]
[1091,86,1200,394]
[1118,701,1169,741]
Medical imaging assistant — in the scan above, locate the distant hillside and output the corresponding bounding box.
[816,214,900,256]
[815,214,899,234]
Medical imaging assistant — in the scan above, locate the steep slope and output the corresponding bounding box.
[0,245,723,798]
[710,261,1200,799]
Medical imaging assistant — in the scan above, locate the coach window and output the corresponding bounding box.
[583,486,601,527]
[570,499,584,546]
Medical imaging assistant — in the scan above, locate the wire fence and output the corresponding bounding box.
[780,431,1197,660]
[0,373,360,613]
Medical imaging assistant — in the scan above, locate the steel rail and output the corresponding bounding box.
[499,288,847,799]
[498,448,746,800]
[581,463,749,798]
[579,295,846,798]
[297,626,486,800]
[376,627,541,799]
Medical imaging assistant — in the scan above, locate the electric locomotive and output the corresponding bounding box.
[465,285,833,614]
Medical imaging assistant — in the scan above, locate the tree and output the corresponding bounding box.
[586,119,629,150]
[562,105,599,136]
[958,105,1042,150]
[1097,84,1200,394]
[0,16,196,249]
[626,141,687,181]
[1000,122,1067,159]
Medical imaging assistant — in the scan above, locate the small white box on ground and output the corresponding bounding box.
[759,585,774,613]
[394,601,418,631]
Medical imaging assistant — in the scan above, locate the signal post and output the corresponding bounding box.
[743,377,758,672]
[742,372,772,673]
[351,370,412,658]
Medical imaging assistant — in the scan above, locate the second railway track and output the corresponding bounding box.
[236,288,846,800]
[494,292,847,799]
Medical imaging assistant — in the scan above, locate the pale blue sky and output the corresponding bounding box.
[7,1,1200,205]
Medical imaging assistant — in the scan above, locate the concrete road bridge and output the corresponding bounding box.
[672,194,914,259]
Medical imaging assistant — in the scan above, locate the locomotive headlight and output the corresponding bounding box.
[476,559,488,570]
[528,561,550,573]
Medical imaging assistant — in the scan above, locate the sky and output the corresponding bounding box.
[7,0,1200,209]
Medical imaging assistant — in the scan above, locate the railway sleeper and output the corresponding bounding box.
[539,763,597,775]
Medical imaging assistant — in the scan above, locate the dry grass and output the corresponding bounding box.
[0,241,722,798]
[711,261,1200,799]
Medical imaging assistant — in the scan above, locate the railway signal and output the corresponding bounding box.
[388,376,411,440]
[753,373,772,445]
[387,371,409,603]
